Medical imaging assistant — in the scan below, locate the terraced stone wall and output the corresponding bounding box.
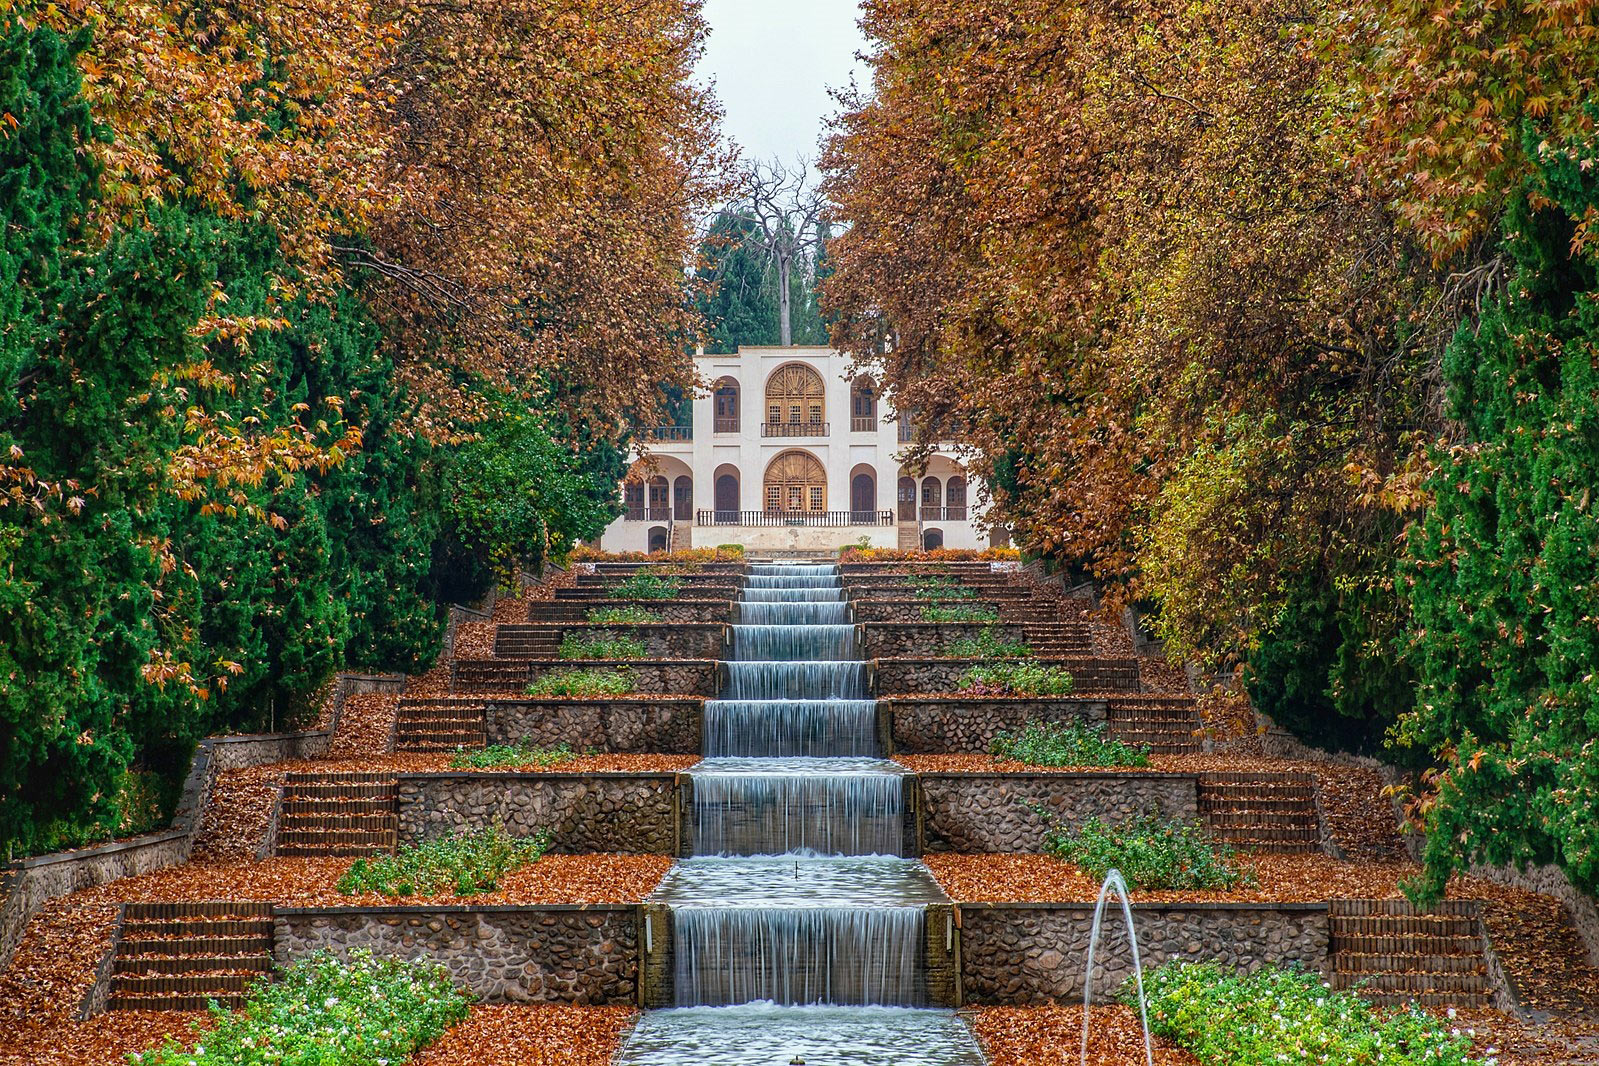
[273,906,639,1004]
[546,624,727,660]
[874,658,1141,695]
[918,774,1199,852]
[862,623,1030,659]
[455,659,719,695]
[397,773,678,853]
[484,699,702,753]
[884,698,1108,754]
[958,902,1329,1003]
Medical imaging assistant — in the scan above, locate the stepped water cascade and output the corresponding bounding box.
[624,561,986,1064]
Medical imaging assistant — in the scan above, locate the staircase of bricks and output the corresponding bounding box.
[1329,899,1494,1008]
[1197,772,1322,852]
[1106,696,1203,754]
[108,902,274,1011]
[273,772,398,856]
[394,697,487,752]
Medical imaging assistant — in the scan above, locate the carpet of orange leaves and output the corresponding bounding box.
[972,1005,1198,1065]
[413,1005,635,1066]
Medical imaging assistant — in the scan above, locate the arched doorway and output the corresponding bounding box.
[921,477,942,520]
[673,476,693,521]
[764,450,827,513]
[946,476,967,521]
[713,377,740,433]
[765,363,826,434]
[897,476,917,522]
[648,526,669,552]
[850,467,877,523]
[922,528,945,550]
[713,465,740,523]
[647,476,670,520]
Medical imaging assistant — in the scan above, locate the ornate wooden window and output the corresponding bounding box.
[763,450,827,512]
[765,363,825,427]
[714,378,740,433]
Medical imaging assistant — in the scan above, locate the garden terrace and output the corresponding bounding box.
[451,658,719,695]
[587,561,748,575]
[493,622,729,660]
[874,656,1143,695]
[395,695,704,754]
[525,599,735,624]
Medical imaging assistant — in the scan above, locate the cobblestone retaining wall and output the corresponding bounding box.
[863,623,1029,659]
[273,906,639,1004]
[397,773,677,853]
[919,773,1199,853]
[551,624,726,660]
[958,903,1328,1003]
[874,658,1142,695]
[484,699,701,753]
[885,698,1108,754]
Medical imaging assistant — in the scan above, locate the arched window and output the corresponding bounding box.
[764,363,826,436]
[897,476,917,522]
[764,450,827,513]
[922,528,945,550]
[850,378,878,432]
[648,476,670,520]
[673,476,693,521]
[714,377,740,433]
[921,477,942,519]
[850,465,877,523]
[946,476,967,520]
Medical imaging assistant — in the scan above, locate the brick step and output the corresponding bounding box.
[395,721,485,738]
[276,820,396,838]
[1354,990,1495,1009]
[114,954,274,975]
[1331,932,1485,954]
[283,772,399,787]
[1334,953,1487,975]
[120,918,273,938]
[118,935,274,956]
[1203,813,1320,829]
[395,732,485,749]
[113,972,259,996]
[1330,914,1480,936]
[1331,971,1491,994]
[124,902,273,920]
[108,993,252,1011]
[1330,899,1479,917]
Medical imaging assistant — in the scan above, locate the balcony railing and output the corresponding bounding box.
[897,422,967,444]
[713,417,739,433]
[761,421,829,437]
[851,416,878,432]
[697,509,894,527]
[920,506,969,522]
[638,425,693,442]
[624,507,673,522]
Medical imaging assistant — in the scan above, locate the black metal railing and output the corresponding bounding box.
[761,422,829,437]
[696,509,894,527]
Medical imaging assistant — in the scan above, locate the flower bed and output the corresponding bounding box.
[338,823,553,897]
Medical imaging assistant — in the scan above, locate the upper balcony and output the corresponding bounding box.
[637,426,693,444]
[761,421,829,438]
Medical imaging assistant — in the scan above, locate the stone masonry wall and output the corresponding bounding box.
[273,906,638,1004]
[863,623,1029,659]
[959,903,1328,1003]
[397,774,677,854]
[552,624,726,660]
[874,658,1142,695]
[885,698,1108,754]
[919,774,1199,853]
[484,699,701,753]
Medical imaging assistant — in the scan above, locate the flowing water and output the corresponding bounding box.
[627,562,985,1063]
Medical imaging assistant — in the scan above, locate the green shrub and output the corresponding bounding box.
[612,572,683,599]
[921,603,1000,623]
[959,660,1071,694]
[525,668,635,697]
[909,574,977,601]
[585,606,663,624]
[947,627,1035,659]
[558,632,647,660]
[130,949,469,1066]
[450,742,576,769]
[990,720,1149,767]
[1134,961,1484,1065]
[1044,814,1249,890]
[337,822,552,897]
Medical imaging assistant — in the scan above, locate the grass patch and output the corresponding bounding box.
[909,574,978,601]
[130,949,469,1066]
[959,660,1071,693]
[337,822,552,897]
[449,742,576,769]
[611,572,683,599]
[558,632,647,660]
[1134,961,1484,1065]
[1044,814,1249,890]
[921,603,1000,623]
[990,720,1149,767]
[585,606,663,624]
[947,627,1034,659]
[525,668,635,697]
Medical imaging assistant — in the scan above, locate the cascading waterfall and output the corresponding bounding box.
[702,700,878,758]
[690,760,907,856]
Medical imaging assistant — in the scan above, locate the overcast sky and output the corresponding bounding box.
[695,0,871,166]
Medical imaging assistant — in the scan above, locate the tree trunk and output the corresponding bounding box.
[777,251,792,345]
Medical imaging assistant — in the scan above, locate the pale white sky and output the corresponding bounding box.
[695,0,871,165]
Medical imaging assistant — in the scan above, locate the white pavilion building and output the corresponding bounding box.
[595,346,1002,555]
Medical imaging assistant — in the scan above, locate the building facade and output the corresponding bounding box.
[596,346,1001,554]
